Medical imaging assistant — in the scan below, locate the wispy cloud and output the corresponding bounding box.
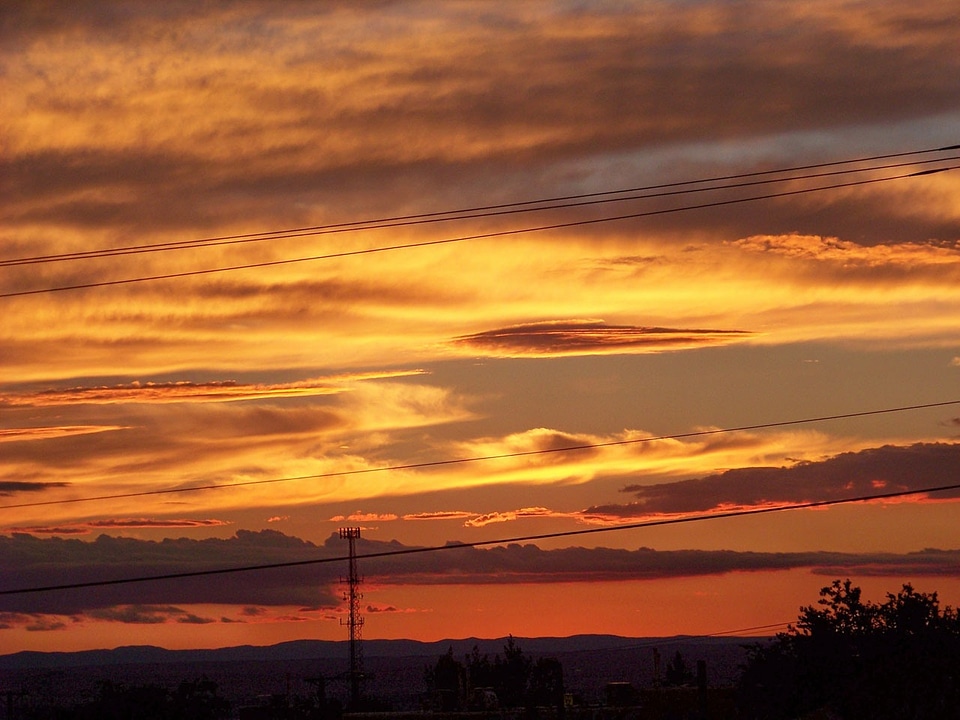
[0,426,127,442]
[1,380,476,520]
[400,511,476,522]
[464,507,577,528]
[7,518,231,536]
[0,370,425,408]
[328,512,399,523]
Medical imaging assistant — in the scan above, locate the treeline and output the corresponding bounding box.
[739,579,960,719]
[423,635,564,710]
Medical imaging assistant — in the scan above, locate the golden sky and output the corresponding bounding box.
[2,0,960,654]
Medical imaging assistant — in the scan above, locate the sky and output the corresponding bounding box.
[1,0,960,655]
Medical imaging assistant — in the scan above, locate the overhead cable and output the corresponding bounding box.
[2,481,958,597]
[2,165,957,299]
[2,149,957,268]
[0,144,960,267]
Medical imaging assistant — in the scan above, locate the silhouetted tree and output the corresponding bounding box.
[739,579,960,719]
[427,637,567,710]
[466,644,495,690]
[664,650,694,686]
[528,657,565,708]
[424,647,465,710]
[494,635,532,707]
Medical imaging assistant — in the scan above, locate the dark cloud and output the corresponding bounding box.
[588,442,960,518]
[85,604,217,625]
[26,617,68,632]
[2,528,958,626]
[362,545,960,586]
[0,530,342,615]
[365,604,399,614]
[88,605,189,625]
[0,481,70,496]
[454,321,751,357]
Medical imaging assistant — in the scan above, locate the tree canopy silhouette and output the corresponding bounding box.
[425,636,561,710]
[739,579,960,719]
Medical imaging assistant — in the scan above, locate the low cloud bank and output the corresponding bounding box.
[2,528,957,626]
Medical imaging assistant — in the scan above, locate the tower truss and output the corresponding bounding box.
[339,527,364,707]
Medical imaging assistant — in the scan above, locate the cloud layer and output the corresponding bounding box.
[2,528,957,628]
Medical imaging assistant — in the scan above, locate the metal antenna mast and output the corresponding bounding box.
[339,527,364,708]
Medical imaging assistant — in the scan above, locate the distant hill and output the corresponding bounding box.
[0,633,754,669]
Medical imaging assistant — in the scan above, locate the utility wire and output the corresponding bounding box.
[0,144,960,267]
[2,399,957,511]
[2,151,957,268]
[2,166,956,299]
[2,481,958,597]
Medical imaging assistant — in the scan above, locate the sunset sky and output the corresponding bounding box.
[2,0,960,655]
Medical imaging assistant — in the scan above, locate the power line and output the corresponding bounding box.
[3,151,956,268]
[2,165,956,299]
[2,399,957,511]
[2,481,958,597]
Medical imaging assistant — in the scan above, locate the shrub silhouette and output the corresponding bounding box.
[739,579,960,719]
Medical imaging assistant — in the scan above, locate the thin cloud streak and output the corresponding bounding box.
[0,370,425,408]
[0,426,127,442]
[7,518,232,536]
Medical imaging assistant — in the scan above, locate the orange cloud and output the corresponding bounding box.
[328,512,399,523]
[464,507,577,528]
[401,511,475,522]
